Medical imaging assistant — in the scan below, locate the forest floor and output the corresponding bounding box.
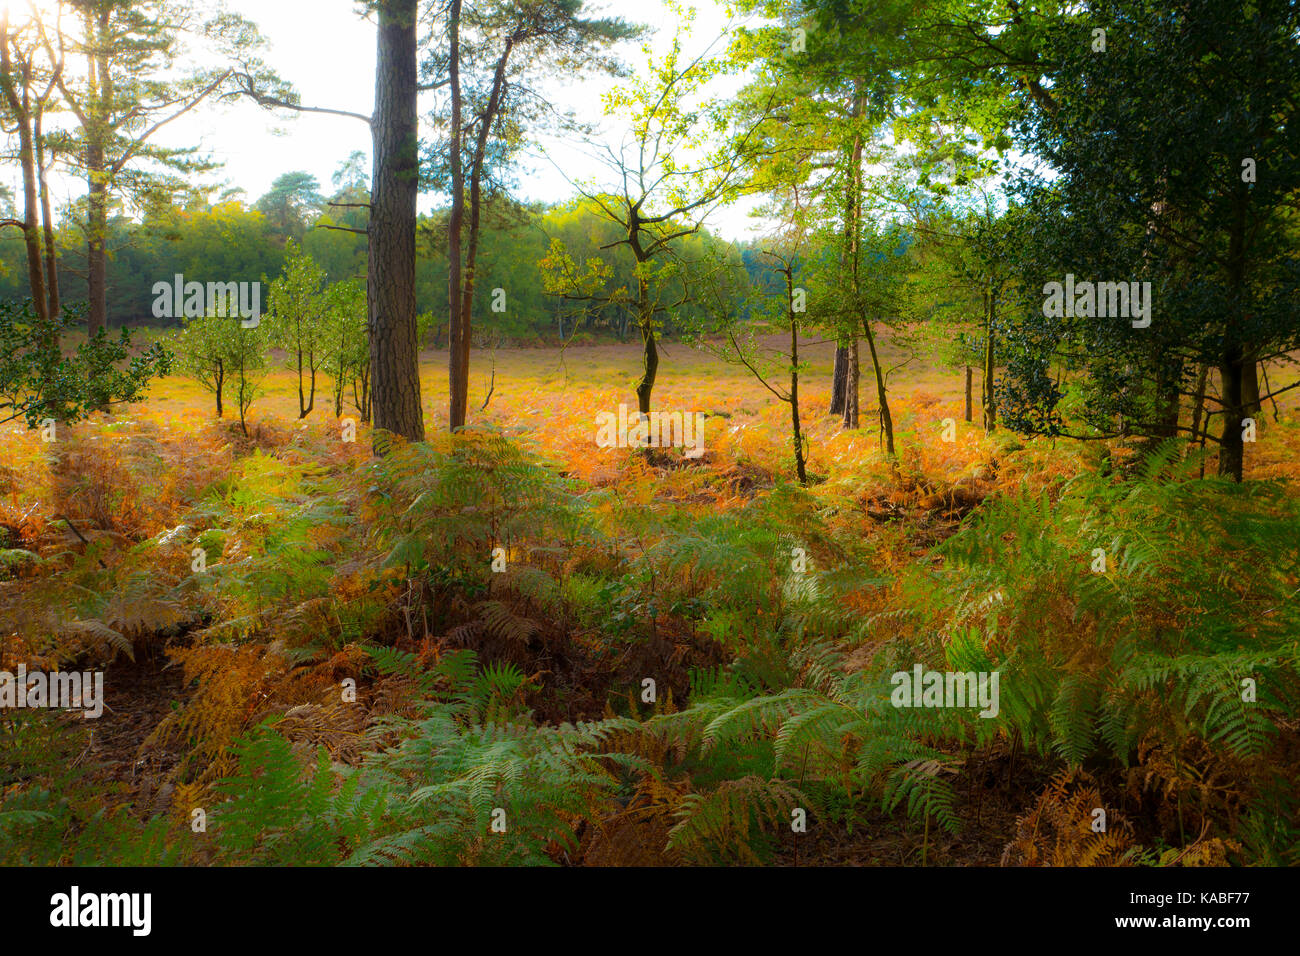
[3,330,1299,866]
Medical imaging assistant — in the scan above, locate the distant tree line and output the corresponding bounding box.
[0,166,768,346]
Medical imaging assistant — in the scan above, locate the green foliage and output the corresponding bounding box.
[373,429,587,592]
[211,725,387,866]
[320,278,368,419]
[0,709,188,866]
[667,775,805,865]
[267,240,328,419]
[169,306,269,433]
[626,456,1300,856]
[207,650,636,867]
[226,321,268,436]
[922,456,1300,760]
[0,301,171,427]
[647,642,964,842]
[998,0,1300,464]
[254,172,324,239]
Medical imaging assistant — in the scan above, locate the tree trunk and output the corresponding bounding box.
[35,106,59,320]
[0,15,53,328]
[635,292,658,417]
[1188,364,1208,447]
[305,359,316,417]
[452,41,512,431]
[16,99,48,322]
[840,76,890,452]
[1152,365,1181,440]
[297,346,306,417]
[983,289,997,432]
[831,81,866,424]
[353,365,373,424]
[446,0,467,431]
[85,142,107,334]
[1242,356,1261,416]
[85,7,110,336]
[1218,188,1249,482]
[829,345,848,415]
[362,363,372,424]
[368,0,425,447]
[787,269,806,484]
[964,365,972,422]
[861,317,894,456]
[630,216,658,419]
[1219,352,1245,482]
[842,338,859,429]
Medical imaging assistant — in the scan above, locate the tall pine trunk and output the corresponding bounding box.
[447,0,467,431]
[368,0,425,446]
[838,82,865,431]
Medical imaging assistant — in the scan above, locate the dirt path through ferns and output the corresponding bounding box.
[72,647,191,819]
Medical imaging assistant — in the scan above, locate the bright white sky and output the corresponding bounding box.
[19,0,768,241]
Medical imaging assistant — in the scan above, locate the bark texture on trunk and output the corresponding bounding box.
[635,296,658,415]
[842,338,859,429]
[446,0,467,431]
[214,362,224,418]
[368,0,425,446]
[829,345,848,415]
[85,142,107,333]
[629,211,659,419]
[1242,357,1261,415]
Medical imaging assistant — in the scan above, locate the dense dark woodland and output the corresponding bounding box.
[1,0,1298,868]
